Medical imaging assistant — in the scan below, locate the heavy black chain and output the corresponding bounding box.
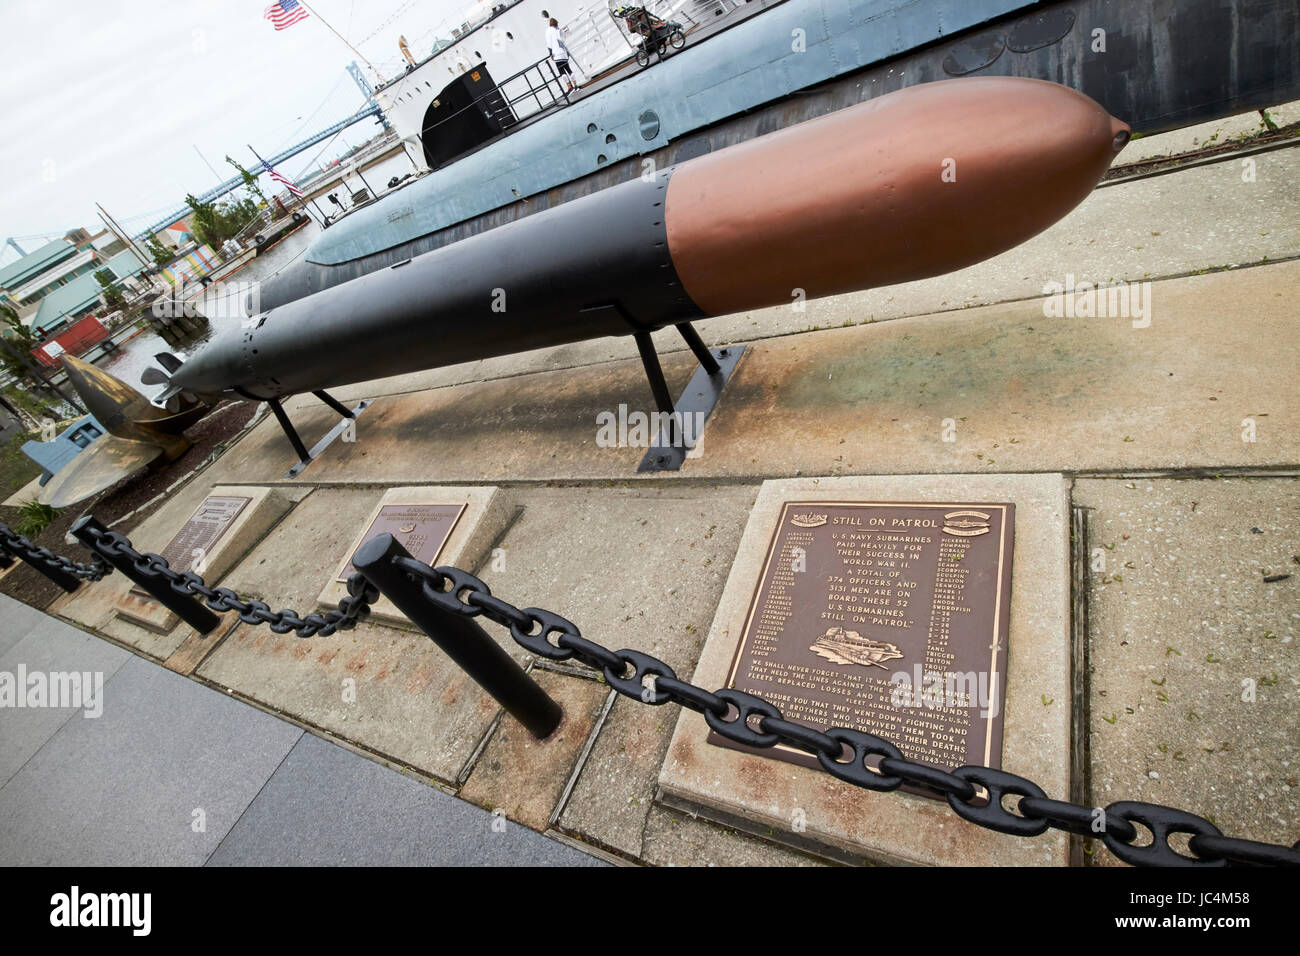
[390,556,1300,868]
[0,522,111,582]
[77,523,378,638]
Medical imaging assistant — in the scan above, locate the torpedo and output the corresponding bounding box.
[159,77,1129,437]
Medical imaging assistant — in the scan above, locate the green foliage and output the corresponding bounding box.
[93,268,126,310]
[0,303,38,383]
[145,232,174,266]
[226,155,267,205]
[185,192,260,251]
[14,498,58,537]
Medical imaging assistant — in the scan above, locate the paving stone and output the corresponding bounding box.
[1074,477,1299,865]
[641,806,828,867]
[198,620,503,785]
[0,595,131,787]
[0,592,63,655]
[0,655,301,865]
[219,486,382,612]
[207,733,604,866]
[459,670,611,831]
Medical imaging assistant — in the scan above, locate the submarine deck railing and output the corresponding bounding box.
[3,515,1298,867]
[411,56,573,168]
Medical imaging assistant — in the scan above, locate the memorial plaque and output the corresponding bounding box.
[129,496,251,598]
[336,503,466,581]
[712,501,1015,790]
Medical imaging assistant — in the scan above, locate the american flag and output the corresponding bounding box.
[264,0,309,31]
[265,163,304,198]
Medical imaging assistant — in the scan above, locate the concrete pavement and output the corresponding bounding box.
[0,594,603,867]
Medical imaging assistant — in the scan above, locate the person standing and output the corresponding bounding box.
[546,17,578,93]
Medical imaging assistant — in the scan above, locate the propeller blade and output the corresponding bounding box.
[140,366,170,386]
[155,352,184,374]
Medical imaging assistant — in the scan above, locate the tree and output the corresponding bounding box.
[185,192,260,250]
[94,268,127,311]
[226,155,267,206]
[145,231,174,266]
[0,302,38,385]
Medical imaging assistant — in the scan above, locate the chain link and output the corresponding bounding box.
[1,522,112,583]
[78,524,378,638]
[10,518,1298,867]
[391,563,1299,868]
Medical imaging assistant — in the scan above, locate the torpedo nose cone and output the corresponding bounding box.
[665,76,1131,316]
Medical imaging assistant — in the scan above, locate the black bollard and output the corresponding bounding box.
[353,534,563,739]
[70,516,222,635]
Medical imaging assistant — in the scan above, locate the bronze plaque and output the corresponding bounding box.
[713,501,1015,790]
[129,495,251,597]
[337,503,466,581]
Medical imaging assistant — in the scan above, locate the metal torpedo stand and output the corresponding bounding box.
[591,305,745,472]
[251,315,742,477]
[242,388,373,479]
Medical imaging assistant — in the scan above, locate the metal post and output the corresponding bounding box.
[353,534,563,739]
[70,516,222,634]
[675,322,722,375]
[633,328,681,447]
[313,389,356,419]
[266,397,312,465]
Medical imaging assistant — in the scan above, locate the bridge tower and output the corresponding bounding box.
[347,61,390,131]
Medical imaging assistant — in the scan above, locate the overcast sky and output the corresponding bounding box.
[0,0,471,258]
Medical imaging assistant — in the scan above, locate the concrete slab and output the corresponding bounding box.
[1120,100,1300,163]
[0,654,302,865]
[197,619,504,785]
[0,595,131,787]
[206,733,604,866]
[52,478,308,638]
[1073,477,1299,864]
[659,474,1073,866]
[691,262,1300,478]
[467,483,759,854]
[317,485,512,625]
[114,486,293,634]
[642,805,828,867]
[459,670,611,831]
[220,486,384,611]
[163,622,236,676]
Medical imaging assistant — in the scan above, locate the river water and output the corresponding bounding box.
[98,149,419,395]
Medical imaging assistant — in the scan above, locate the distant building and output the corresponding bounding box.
[28,250,150,338]
[0,240,101,316]
[0,239,151,340]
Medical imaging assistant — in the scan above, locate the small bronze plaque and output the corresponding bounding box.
[713,501,1015,790]
[129,495,251,597]
[337,503,466,581]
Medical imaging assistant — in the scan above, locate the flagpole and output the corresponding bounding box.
[295,2,386,83]
[248,146,323,229]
